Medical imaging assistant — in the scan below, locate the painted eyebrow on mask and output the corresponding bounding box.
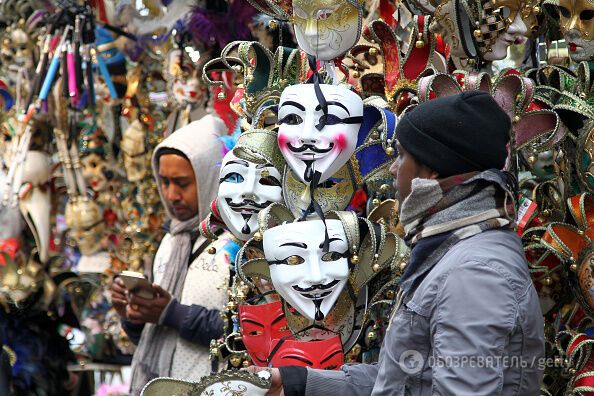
[242,319,264,328]
[256,162,274,169]
[316,101,350,115]
[280,101,305,111]
[321,350,342,364]
[280,242,307,248]
[223,159,249,167]
[319,237,343,249]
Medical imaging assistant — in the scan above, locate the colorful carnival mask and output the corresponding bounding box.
[167,49,206,106]
[556,0,594,61]
[239,301,292,366]
[79,123,111,192]
[431,0,528,61]
[291,0,362,61]
[278,84,363,184]
[268,335,344,369]
[18,151,50,263]
[80,153,110,192]
[121,120,149,182]
[65,198,105,256]
[263,219,349,321]
[218,151,283,241]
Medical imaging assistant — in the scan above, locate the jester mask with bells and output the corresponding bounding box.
[238,203,406,349]
[545,0,594,61]
[120,119,149,182]
[65,198,105,256]
[430,0,531,61]
[18,150,51,263]
[216,129,285,241]
[291,0,363,61]
[278,83,363,185]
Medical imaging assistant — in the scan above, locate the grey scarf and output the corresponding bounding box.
[129,215,201,394]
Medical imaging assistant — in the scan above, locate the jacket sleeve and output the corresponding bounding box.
[121,319,145,345]
[430,260,517,395]
[304,363,378,395]
[159,298,224,347]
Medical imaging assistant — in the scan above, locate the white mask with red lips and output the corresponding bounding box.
[217,151,283,241]
[277,84,363,184]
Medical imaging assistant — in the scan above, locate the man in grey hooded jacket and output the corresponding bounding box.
[255,92,545,395]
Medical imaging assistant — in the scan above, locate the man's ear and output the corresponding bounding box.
[429,170,439,180]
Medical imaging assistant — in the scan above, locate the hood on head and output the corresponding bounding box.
[152,114,226,222]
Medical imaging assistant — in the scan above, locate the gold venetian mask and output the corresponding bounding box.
[65,198,105,256]
[556,0,594,60]
[292,0,361,61]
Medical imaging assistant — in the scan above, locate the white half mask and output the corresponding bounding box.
[278,84,363,184]
[481,12,528,61]
[19,151,51,263]
[263,219,349,321]
[292,0,362,61]
[217,151,282,241]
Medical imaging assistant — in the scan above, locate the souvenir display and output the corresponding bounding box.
[5,0,594,394]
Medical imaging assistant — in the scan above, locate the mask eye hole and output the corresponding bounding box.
[498,6,511,19]
[581,9,594,20]
[278,114,303,125]
[259,175,281,187]
[316,9,334,20]
[558,6,571,18]
[321,251,346,262]
[284,255,305,265]
[318,114,342,126]
[248,331,263,336]
[222,172,244,183]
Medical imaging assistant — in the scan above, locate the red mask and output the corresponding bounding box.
[239,301,293,366]
[268,335,344,370]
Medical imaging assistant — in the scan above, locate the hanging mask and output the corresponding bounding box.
[263,219,350,321]
[553,0,594,61]
[278,84,363,184]
[79,123,112,192]
[218,151,283,241]
[292,0,363,61]
[121,120,149,182]
[239,301,292,366]
[18,150,51,263]
[65,198,105,256]
[268,335,344,369]
[80,153,110,192]
[167,49,206,106]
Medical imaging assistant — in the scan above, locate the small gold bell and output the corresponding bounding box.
[352,70,360,78]
[268,19,279,29]
[527,155,536,165]
[217,92,226,100]
[513,115,521,123]
[369,47,378,56]
[232,65,243,73]
[253,231,262,241]
[386,290,395,299]
[473,29,482,38]
[208,246,217,254]
[415,39,425,49]
[570,368,577,376]
[372,198,380,207]
[226,301,237,310]
[372,263,380,272]
[351,255,360,264]
[543,277,553,286]
[380,184,390,193]
[367,331,377,341]
[385,147,395,156]
[570,263,578,272]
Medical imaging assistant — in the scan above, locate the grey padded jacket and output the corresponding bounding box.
[305,229,545,396]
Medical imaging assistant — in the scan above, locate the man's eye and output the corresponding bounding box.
[279,114,303,125]
[318,114,342,125]
[283,255,305,265]
[558,6,570,18]
[222,172,244,183]
[259,176,281,186]
[321,251,345,262]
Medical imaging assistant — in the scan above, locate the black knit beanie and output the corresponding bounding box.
[395,91,511,177]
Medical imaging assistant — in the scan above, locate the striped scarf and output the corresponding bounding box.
[400,169,517,247]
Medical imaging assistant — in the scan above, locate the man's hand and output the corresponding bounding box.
[126,284,172,324]
[243,366,284,396]
[110,278,128,318]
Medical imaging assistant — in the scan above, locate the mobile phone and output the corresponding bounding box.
[118,270,155,300]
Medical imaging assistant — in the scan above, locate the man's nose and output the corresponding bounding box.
[165,186,181,202]
[389,159,399,178]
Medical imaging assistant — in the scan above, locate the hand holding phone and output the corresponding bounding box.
[118,270,155,300]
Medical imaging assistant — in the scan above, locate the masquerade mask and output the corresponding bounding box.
[65,198,105,256]
[292,0,362,61]
[218,151,283,241]
[263,219,350,321]
[239,301,292,366]
[19,150,50,263]
[556,0,594,61]
[80,153,110,192]
[121,120,149,182]
[268,335,344,369]
[278,84,363,184]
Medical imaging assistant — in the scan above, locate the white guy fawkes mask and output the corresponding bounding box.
[263,219,349,321]
[292,0,362,61]
[217,151,282,241]
[278,84,363,184]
